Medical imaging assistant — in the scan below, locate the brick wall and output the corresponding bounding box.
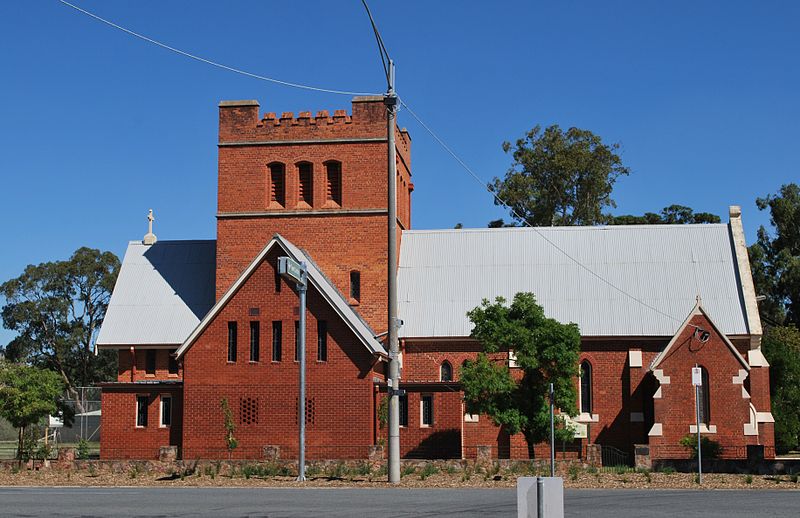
[649,313,766,458]
[100,385,183,460]
[117,348,182,382]
[215,97,413,335]
[182,247,381,459]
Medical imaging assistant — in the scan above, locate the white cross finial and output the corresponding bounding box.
[143,209,157,245]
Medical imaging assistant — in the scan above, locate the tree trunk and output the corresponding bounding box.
[17,426,23,469]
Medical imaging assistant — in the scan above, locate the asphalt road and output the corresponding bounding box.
[0,487,797,517]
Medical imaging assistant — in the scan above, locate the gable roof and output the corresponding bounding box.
[96,240,216,347]
[397,223,751,338]
[175,234,386,359]
[649,299,750,371]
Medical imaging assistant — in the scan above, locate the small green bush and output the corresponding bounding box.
[419,463,438,480]
[76,439,90,460]
[400,464,416,478]
[568,464,580,481]
[745,474,753,484]
[679,435,721,460]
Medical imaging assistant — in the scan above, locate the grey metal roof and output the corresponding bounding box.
[175,234,386,358]
[397,224,750,338]
[96,240,216,346]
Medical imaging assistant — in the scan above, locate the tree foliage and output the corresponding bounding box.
[0,362,64,460]
[1,247,120,401]
[609,204,721,225]
[749,183,800,326]
[492,125,630,226]
[461,293,581,451]
[761,325,800,454]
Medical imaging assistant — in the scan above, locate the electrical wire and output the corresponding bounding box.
[400,99,684,325]
[58,0,682,326]
[58,0,380,97]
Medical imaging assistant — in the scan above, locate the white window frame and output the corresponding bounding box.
[135,394,148,428]
[160,394,172,428]
[420,394,433,428]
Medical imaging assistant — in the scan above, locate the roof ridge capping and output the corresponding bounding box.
[174,233,386,359]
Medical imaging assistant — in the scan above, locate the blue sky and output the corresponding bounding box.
[0,1,798,345]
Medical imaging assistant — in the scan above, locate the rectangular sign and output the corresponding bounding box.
[278,256,305,285]
[692,367,703,386]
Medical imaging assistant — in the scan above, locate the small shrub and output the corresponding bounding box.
[419,463,439,480]
[568,464,580,481]
[129,465,139,479]
[326,462,349,479]
[77,439,90,460]
[305,464,321,478]
[643,470,652,483]
[693,474,700,484]
[461,467,473,481]
[401,464,416,478]
[585,465,598,475]
[445,464,458,475]
[790,473,798,483]
[354,462,371,477]
[679,435,721,460]
[745,474,753,484]
[659,466,676,475]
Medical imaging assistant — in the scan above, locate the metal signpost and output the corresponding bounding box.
[278,256,308,481]
[692,365,703,484]
[549,383,555,477]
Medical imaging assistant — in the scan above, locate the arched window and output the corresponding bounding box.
[580,360,592,414]
[324,160,342,205]
[440,361,453,382]
[297,162,313,206]
[697,366,711,425]
[268,162,285,207]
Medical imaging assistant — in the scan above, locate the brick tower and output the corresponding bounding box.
[216,97,413,331]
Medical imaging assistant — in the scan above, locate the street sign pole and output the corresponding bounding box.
[550,382,555,477]
[692,365,703,485]
[278,256,308,481]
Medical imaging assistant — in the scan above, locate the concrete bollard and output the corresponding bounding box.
[517,476,564,518]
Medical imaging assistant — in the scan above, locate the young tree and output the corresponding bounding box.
[461,293,581,454]
[1,247,120,407]
[220,398,238,460]
[749,183,800,326]
[492,125,630,226]
[609,205,721,225]
[761,325,800,453]
[0,362,64,462]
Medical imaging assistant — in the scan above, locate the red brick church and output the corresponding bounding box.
[96,97,774,462]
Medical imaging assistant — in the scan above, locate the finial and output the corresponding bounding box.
[143,209,157,245]
[696,294,702,305]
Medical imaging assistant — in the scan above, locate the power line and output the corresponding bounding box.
[58,0,379,97]
[58,0,681,326]
[400,99,683,325]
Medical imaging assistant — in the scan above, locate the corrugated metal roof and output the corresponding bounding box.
[397,224,749,338]
[175,234,386,358]
[96,240,216,346]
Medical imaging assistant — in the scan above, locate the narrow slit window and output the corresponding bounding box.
[145,350,156,375]
[350,271,361,301]
[298,162,313,205]
[168,350,179,375]
[250,321,260,362]
[580,361,592,414]
[317,320,327,362]
[698,366,711,425]
[160,395,172,427]
[136,395,148,427]
[421,394,433,427]
[227,321,238,363]
[268,162,286,206]
[272,321,282,362]
[325,161,342,205]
